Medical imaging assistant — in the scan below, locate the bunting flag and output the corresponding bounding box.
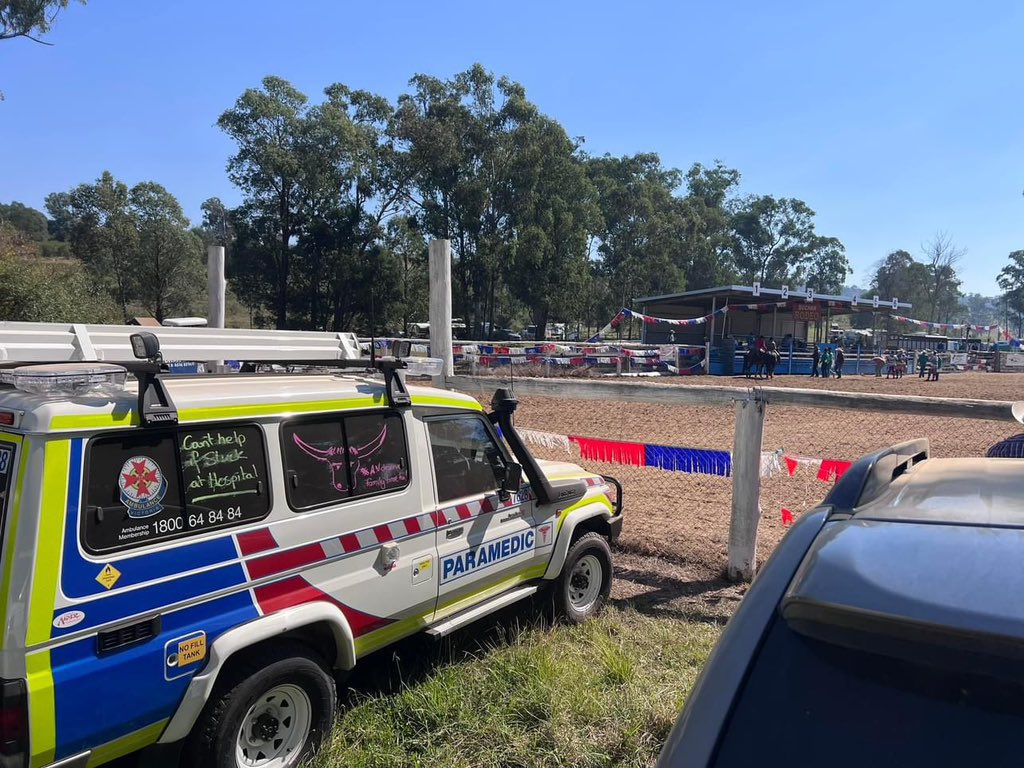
[619,306,729,327]
[888,314,1006,335]
[518,428,573,454]
[816,459,852,482]
[760,449,785,478]
[518,428,849,484]
[781,508,795,526]
[645,445,732,476]
[569,436,647,466]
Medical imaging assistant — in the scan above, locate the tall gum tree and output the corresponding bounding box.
[218,76,311,329]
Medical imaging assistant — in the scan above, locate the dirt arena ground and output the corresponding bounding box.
[491,371,1024,580]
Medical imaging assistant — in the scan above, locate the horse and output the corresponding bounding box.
[744,348,780,379]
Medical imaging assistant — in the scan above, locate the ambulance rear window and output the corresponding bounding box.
[281,411,410,511]
[83,424,271,553]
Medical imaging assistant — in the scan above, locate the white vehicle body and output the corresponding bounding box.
[0,330,621,768]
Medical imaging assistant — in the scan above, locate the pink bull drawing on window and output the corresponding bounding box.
[292,424,390,493]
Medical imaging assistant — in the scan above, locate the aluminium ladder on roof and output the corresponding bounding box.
[0,322,362,363]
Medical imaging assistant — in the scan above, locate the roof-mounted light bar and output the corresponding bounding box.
[1,363,128,396]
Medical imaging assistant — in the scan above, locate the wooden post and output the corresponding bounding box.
[429,240,453,386]
[728,393,766,582]
[207,246,226,329]
[206,245,226,372]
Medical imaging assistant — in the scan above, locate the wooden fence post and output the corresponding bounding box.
[728,393,767,582]
[428,240,453,387]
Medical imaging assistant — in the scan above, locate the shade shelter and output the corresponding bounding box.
[633,285,914,375]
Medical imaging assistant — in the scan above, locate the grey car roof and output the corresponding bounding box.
[852,457,1024,527]
[784,518,1024,646]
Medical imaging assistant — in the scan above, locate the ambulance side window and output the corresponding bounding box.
[428,415,506,503]
[281,411,410,511]
[83,424,272,554]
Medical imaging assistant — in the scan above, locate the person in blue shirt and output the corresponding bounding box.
[987,434,1024,457]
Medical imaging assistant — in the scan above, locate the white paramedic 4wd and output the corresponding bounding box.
[0,323,622,768]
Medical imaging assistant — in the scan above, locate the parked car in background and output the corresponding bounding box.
[492,328,521,341]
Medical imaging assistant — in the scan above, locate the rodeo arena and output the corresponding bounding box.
[12,244,1024,593]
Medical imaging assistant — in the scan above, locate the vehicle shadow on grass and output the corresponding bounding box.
[609,550,743,626]
[339,597,553,704]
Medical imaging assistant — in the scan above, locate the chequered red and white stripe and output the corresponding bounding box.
[236,479,614,581]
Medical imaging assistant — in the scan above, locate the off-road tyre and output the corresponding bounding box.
[552,531,613,624]
[186,640,337,768]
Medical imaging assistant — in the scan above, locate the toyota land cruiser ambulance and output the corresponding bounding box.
[0,323,622,768]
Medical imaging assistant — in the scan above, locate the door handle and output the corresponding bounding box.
[446,527,464,539]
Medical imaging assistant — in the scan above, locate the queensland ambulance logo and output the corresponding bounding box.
[118,456,168,518]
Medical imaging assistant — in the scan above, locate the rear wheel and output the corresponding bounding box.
[188,641,336,768]
[553,532,613,624]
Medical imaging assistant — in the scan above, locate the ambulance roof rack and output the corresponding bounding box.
[0,321,363,363]
[0,322,418,425]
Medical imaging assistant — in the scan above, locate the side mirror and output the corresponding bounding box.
[391,339,412,359]
[500,462,523,493]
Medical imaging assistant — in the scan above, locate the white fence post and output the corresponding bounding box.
[206,245,226,372]
[728,393,767,582]
[429,240,453,386]
[207,245,226,329]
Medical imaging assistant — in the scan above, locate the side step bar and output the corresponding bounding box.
[426,585,539,637]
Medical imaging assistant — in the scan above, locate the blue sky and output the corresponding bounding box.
[1,0,1021,295]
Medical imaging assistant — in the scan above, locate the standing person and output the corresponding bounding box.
[918,349,928,378]
[835,346,845,379]
[873,354,885,377]
[821,347,834,378]
[811,344,820,377]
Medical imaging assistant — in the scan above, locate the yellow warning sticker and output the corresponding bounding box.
[96,564,121,590]
[417,558,432,572]
[177,633,207,666]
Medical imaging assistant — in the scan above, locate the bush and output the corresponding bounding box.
[0,225,119,323]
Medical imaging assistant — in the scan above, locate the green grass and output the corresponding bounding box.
[312,607,721,768]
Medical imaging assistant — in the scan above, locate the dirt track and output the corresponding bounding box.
[500,372,1024,578]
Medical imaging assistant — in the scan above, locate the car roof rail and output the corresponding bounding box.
[0,356,413,425]
[824,437,929,516]
[236,357,412,409]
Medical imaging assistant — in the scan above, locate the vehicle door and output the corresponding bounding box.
[426,413,537,619]
[277,409,439,641]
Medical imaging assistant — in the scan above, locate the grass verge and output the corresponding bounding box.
[312,606,721,768]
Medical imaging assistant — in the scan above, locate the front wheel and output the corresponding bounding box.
[187,641,337,768]
[553,531,613,624]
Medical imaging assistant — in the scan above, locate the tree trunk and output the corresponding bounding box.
[487,269,496,341]
[277,191,290,329]
[533,305,548,341]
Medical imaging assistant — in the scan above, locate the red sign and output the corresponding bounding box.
[792,304,821,322]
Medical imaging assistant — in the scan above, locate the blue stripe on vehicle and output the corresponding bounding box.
[50,590,258,760]
[53,561,249,634]
[61,438,240,600]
